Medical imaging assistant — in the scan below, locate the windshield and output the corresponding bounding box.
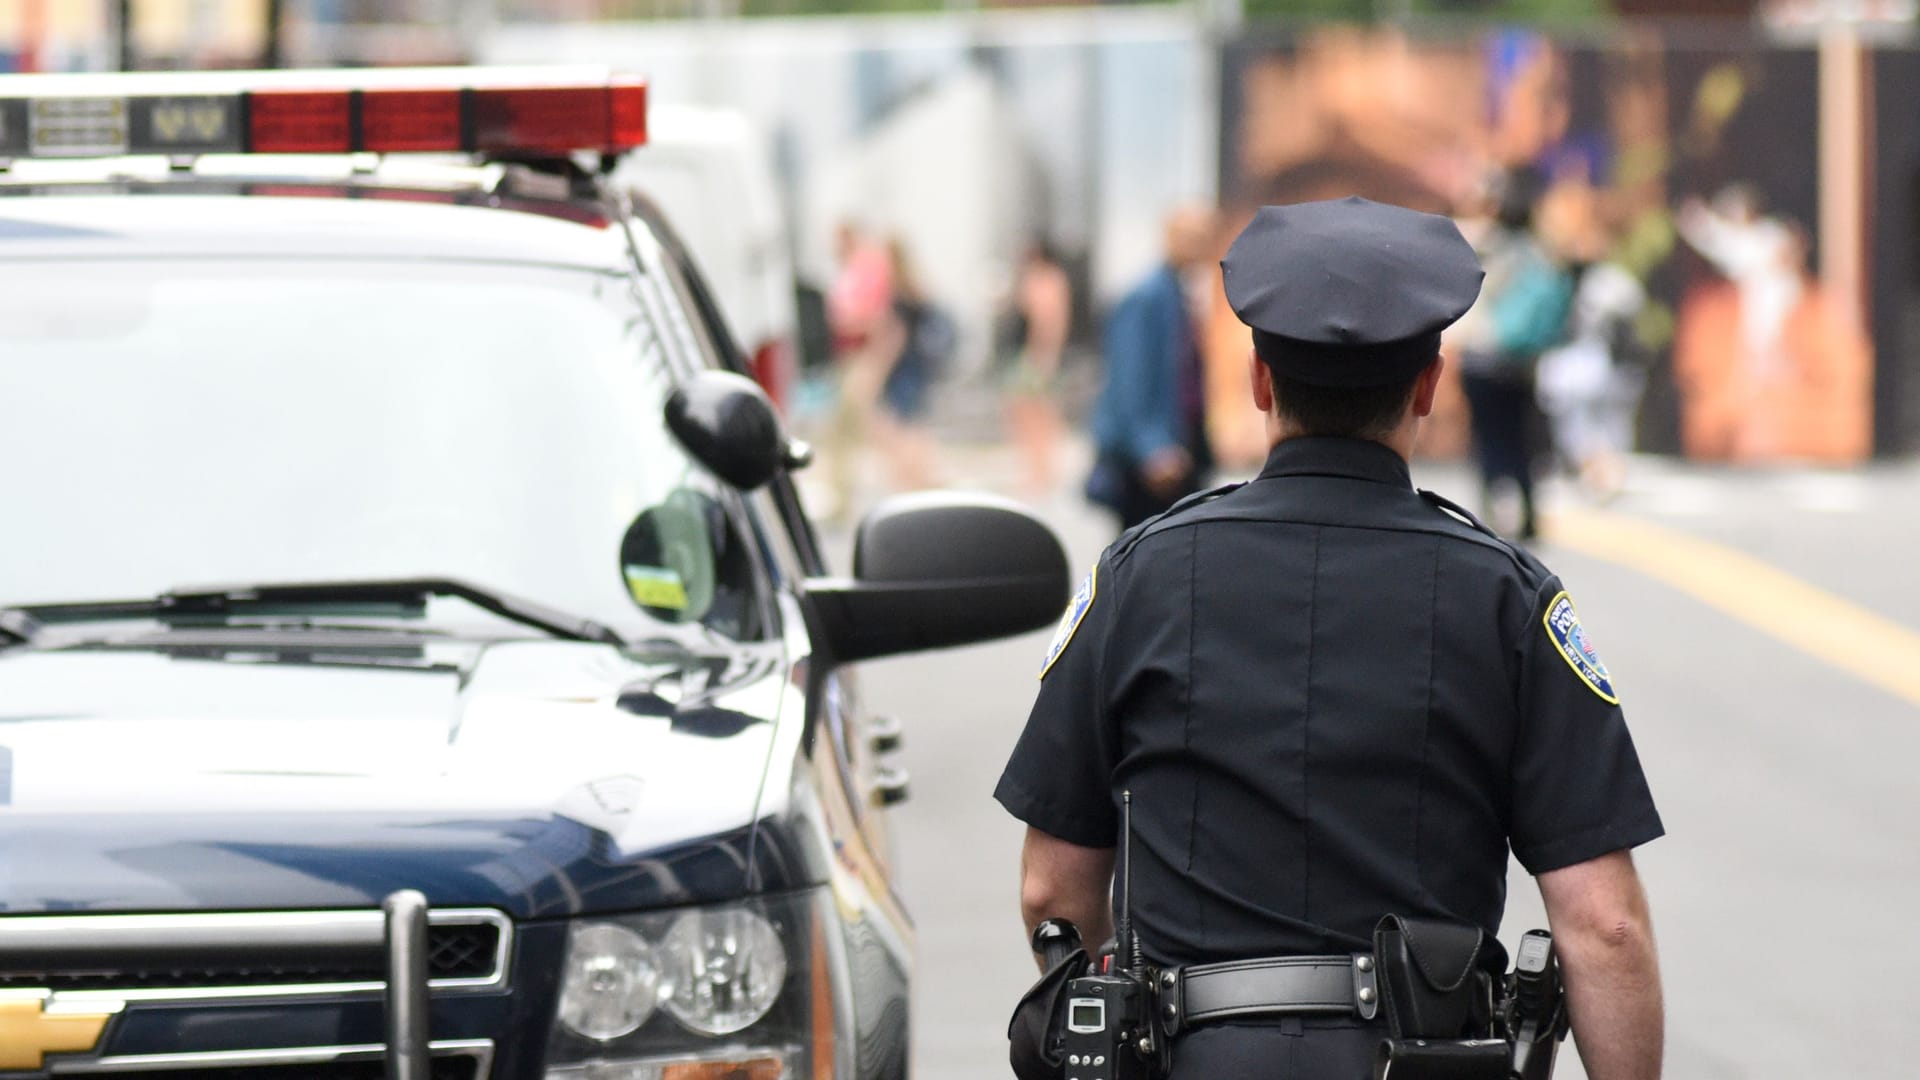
[0,257,737,637]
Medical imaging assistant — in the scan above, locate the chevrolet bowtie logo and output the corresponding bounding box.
[0,993,116,1070]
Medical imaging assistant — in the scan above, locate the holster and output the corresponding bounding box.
[1370,915,1496,1041]
[1007,946,1088,1080]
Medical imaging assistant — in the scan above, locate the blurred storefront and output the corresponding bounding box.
[1215,22,1911,467]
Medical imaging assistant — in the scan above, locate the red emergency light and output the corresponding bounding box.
[0,69,649,160]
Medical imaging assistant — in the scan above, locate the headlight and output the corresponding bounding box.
[659,907,788,1035]
[545,892,831,1080]
[558,922,663,1041]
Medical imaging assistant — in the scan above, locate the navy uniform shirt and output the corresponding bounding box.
[994,436,1663,967]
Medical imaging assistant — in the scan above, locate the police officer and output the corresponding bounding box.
[995,197,1665,1079]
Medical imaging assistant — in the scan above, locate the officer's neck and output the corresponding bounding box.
[1265,411,1421,465]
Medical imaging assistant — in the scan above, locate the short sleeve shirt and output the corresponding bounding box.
[993,436,1663,966]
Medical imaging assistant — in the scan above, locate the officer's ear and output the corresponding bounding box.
[1411,354,1446,419]
[1249,347,1275,413]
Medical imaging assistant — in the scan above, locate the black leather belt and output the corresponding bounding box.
[1160,953,1380,1037]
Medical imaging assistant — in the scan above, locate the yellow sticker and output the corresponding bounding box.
[1038,566,1097,680]
[1542,590,1619,704]
[625,566,689,610]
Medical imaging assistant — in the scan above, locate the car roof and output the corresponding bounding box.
[0,185,638,270]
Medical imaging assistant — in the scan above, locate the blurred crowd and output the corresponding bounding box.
[810,221,1080,522]
[1063,177,1657,541]
[809,153,1870,545]
[799,25,1883,540]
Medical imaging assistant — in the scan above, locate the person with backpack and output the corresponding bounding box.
[1536,204,1648,501]
[872,235,954,491]
[1453,167,1574,541]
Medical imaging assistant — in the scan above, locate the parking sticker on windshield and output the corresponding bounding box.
[1038,566,1096,680]
[1544,590,1618,704]
[625,566,689,611]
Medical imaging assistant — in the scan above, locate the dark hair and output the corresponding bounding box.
[1495,165,1548,232]
[1268,367,1421,439]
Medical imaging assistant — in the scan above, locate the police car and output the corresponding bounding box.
[0,69,1069,1080]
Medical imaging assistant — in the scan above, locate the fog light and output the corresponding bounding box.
[659,907,788,1035]
[558,922,663,1041]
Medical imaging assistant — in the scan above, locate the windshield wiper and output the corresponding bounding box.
[10,577,624,646]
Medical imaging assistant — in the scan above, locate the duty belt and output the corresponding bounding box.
[1158,954,1381,1038]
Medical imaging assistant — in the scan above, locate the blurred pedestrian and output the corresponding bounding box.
[1677,186,1799,384]
[820,221,894,521]
[1086,206,1216,532]
[870,235,952,492]
[1452,168,1571,540]
[1000,238,1073,501]
[1536,206,1647,500]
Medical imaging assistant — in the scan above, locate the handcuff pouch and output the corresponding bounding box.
[1371,915,1495,1040]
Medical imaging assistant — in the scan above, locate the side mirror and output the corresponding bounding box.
[666,370,809,491]
[805,492,1071,665]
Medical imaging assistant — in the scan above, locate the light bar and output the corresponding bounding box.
[0,68,648,160]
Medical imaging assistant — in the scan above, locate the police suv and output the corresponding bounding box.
[0,70,1069,1080]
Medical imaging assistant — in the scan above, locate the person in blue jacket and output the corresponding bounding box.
[1087,207,1217,530]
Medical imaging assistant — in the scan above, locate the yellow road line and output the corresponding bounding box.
[1547,507,1920,708]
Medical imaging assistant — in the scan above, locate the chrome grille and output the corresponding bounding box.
[48,1041,494,1079]
[0,909,510,999]
[63,1060,477,1080]
[424,922,497,981]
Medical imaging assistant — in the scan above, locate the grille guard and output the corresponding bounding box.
[383,890,432,1080]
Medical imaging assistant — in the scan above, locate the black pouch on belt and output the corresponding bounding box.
[1371,915,1496,1040]
[1374,1038,1510,1080]
[1007,947,1089,1080]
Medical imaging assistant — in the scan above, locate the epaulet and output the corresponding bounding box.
[1418,488,1501,539]
[1418,488,1551,580]
[1113,482,1246,562]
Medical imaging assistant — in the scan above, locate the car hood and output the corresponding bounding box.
[0,636,798,918]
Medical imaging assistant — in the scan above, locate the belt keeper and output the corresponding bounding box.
[1159,967,1184,1038]
[1352,953,1379,1021]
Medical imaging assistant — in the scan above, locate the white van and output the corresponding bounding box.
[615,104,802,412]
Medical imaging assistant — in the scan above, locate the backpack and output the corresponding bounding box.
[1490,247,1575,361]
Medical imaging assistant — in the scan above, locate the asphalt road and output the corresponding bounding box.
[837,442,1920,1080]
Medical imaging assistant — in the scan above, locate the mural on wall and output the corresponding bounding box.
[1215,26,1873,468]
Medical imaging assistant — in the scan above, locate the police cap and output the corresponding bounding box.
[1221,196,1484,388]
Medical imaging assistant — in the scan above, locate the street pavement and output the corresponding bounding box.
[829,435,1920,1080]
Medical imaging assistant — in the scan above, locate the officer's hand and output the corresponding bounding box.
[1141,448,1192,499]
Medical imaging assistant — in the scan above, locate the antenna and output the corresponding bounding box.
[1118,790,1142,978]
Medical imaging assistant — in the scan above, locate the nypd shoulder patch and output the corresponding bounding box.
[1543,590,1618,704]
[1038,566,1098,680]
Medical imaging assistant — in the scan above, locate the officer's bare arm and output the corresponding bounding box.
[1537,849,1664,1080]
[1018,826,1115,969]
